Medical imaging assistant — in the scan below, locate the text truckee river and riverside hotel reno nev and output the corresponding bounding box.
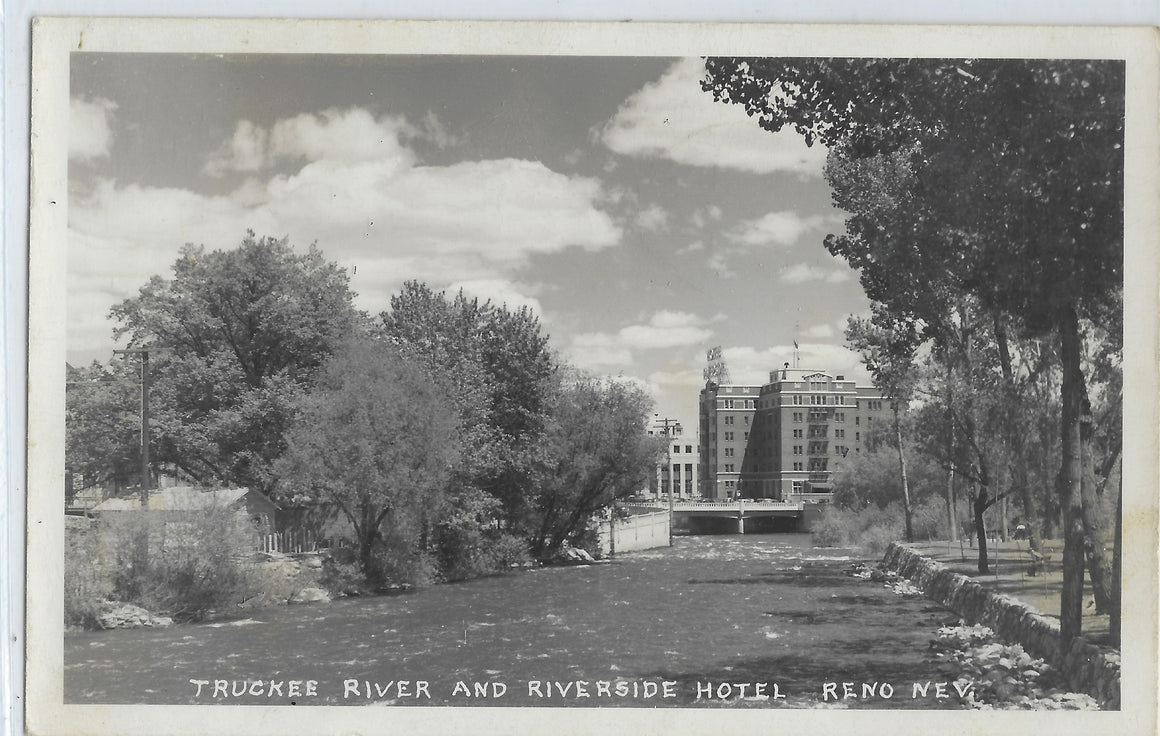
[187,677,977,702]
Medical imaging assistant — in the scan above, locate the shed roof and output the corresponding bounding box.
[91,486,262,513]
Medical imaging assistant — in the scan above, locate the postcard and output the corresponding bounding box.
[24,17,1159,736]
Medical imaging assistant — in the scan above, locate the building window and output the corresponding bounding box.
[793,429,803,438]
[724,447,734,457]
[792,395,803,405]
[793,445,802,455]
[792,481,803,493]
[743,432,749,440]
[685,445,693,454]
[725,415,734,425]
[793,412,803,422]
[744,415,750,425]
[724,431,733,441]
[855,417,860,425]
[673,444,680,454]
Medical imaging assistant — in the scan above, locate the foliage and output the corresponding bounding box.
[378,282,557,533]
[65,361,141,497]
[431,487,530,581]
[528,371,663,557]
[274,337,461,588]
[100,505,254,622]
[109,232,360,492]
[831,431,945,510]
[704,57,1123,640]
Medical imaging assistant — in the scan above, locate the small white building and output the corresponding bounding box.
[645,415,700,500]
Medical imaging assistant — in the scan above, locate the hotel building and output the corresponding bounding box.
[698,367,890,500]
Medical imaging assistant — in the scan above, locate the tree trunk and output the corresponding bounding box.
[894,406,914,543]
[946,463,957,542]
[993,313,1041,552]
[1079,394,1113,614]
[1058,306,1087,645]
[1110,481,1122,647]
[944,367,958,542]
[973,485,990,574]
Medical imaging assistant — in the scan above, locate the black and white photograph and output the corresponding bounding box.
[22,17,1159,736]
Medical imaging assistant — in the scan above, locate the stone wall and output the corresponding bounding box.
[596,510,670,556]
[882,542,1120,709]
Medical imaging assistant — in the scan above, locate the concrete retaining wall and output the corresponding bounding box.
[882,542,1120,709]
[596,511,670,556]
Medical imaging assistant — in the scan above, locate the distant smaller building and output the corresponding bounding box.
[645,415,700,500]
[91,486,277,535]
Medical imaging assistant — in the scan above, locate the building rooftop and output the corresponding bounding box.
[91,486,257,513]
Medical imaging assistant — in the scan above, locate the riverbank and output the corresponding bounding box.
[880,542,1119,708]
[905,539,1110,642]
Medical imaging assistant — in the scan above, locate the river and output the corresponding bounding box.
[64,534,966,708]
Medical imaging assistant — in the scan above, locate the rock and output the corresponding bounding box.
[288,586,331,605]
[97,602,173,629]
[302,555,324,569]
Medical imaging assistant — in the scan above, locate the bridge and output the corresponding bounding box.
[629,497,828,534]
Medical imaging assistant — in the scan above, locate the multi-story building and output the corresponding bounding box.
[698,367,890,500]
[645,415,700,500]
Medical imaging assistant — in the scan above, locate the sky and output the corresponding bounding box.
[67,53,874,430]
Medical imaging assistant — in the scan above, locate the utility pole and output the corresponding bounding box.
[113,347,171,508]
[658,416,681,546]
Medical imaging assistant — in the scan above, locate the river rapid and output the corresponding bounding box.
[64,534,967,708]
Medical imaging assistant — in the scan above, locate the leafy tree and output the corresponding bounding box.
[704,58,1123,642]
[110,232,360,493]
[274,338,461,587]
[378,282,557,533]
[845,310,918,541]
[65,360,140,499]
[528,371,662,557]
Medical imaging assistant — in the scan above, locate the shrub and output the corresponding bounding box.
[64,518,113,628]
[100,505,253,622]
[811,502,903,554]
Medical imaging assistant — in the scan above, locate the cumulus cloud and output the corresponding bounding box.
[727,211,827,248]
[634,204,670,232]
[718,344,870,386]
[569,311,714,370]
[598,58,826,176]
[70,97,117,162]
[70,106,622,358]
[205,108,418,177]
[707,251,736,279]
[779,262,853,285]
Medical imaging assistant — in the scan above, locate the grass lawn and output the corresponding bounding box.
[905,538,1112,644]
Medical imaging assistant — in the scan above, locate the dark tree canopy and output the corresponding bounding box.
[275,338,461,586]
[109,232,361,491]
[704,57,1124,641]
[378,281,558,531]
[704,58,1124,333]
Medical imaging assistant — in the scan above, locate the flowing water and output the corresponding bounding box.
[65,535,966,708]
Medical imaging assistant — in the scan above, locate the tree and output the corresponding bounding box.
[704,58,1123,643]
[110,232,360,493]
[528,371,662,558]
[274,338,461,586]
[845,310,918,542]
[65,360,141,499]
[378,282,557,533]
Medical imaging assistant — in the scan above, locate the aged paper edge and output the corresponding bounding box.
[24,17,1160,736]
